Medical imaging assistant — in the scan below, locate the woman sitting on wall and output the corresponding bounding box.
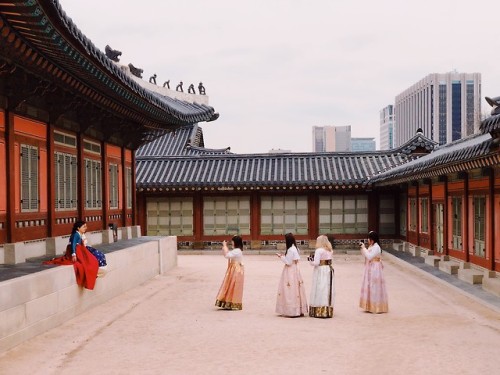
[44,221,101,290]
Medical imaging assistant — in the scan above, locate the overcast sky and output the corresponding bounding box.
[60,0,499,154]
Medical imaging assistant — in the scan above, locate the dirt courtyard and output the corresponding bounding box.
[1,252,499,375]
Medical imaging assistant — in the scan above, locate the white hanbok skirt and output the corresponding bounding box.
[309,263,334,318]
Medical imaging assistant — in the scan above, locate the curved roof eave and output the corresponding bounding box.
[367,133,496,186]
[0,0,217,128]
[135,151,409,189]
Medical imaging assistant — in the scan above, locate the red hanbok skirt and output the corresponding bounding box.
[44,244,99,290]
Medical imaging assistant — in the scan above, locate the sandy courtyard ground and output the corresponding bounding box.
[1,252,500,375]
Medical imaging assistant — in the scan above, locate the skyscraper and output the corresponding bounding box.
[394,72,481,147]
[380,105,395,150]
[352,138,376,152]
[312,126,334,152]
[312,125,351,152]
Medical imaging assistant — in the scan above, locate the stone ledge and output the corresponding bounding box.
[393,243,403,251]
[1,226,142,265]
[457,268,484,285]
[439,261,460,275]
[424,255,441,267]
[408,244,421,257]
[482,275,500,298]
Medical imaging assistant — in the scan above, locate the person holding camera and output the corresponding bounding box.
[359,231,388,313]
[275,233,308,317]
[308,235,335,318]
[215,235,245,310]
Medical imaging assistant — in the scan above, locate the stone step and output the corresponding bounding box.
[457,268,484,285]
[408,244,421,257]
[393,243,402,251]
[425,255,441,267]
[482,274,500,298]
[439,260,460,275]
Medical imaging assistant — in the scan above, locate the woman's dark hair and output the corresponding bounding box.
[232,235,243,250]
[368,231,381,250]
[285,233,297,255]
[71,220,86,236]
[69,220,86,243]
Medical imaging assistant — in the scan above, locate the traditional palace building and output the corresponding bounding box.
[1,2,499,276]
[136,119,500,272]
[0,1,217,245]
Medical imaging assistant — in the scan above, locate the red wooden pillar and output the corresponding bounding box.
[193,192,203,241]
[443,176,449,256]
[463,173,469,263]
[308,193,318,240]
[427,179,434,252]
[131,151,137,226]
[47,123,55,236]
[121,147,127,227]
[368,190,378,233]
[406,184,410,242]
[5,111,14,243]
[77,133,85,221]
[394,188,400,239]
[489,168,495,270]
[102,141,109,229]
[135,191,145,234]
[250,191,260,242]
[415,183,420,247]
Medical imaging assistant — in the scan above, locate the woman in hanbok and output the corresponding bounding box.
[359,231,388,313]
[275,233,308,317]
[215,235,245,310]
[44,220,100,290]
[308,235,335,318]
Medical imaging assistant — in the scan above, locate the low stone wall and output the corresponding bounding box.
[0,236,177,354]
[0,226,142,265]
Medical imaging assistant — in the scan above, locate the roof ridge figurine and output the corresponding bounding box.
[104,45,122,62]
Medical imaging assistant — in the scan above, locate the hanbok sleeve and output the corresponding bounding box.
[71,232,81,255]
[280,248,295,265]
[310,248,322,266]
[225,249,241,259]
[362,244,381,260]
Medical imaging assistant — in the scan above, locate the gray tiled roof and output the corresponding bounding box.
[368,133,497,185]
[136,125,435,189]
[480,113,500,135]
[136,125,232,157]
[398,132,437,155]
[136,152,410,188]
[0,1,217,127]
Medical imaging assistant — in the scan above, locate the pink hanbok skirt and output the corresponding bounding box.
[215,261,244,310]
[359,259,388,313]
[276,262,308,317]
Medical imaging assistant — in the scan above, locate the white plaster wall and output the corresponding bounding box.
[159,236,178,274]
[86,231,103,248]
